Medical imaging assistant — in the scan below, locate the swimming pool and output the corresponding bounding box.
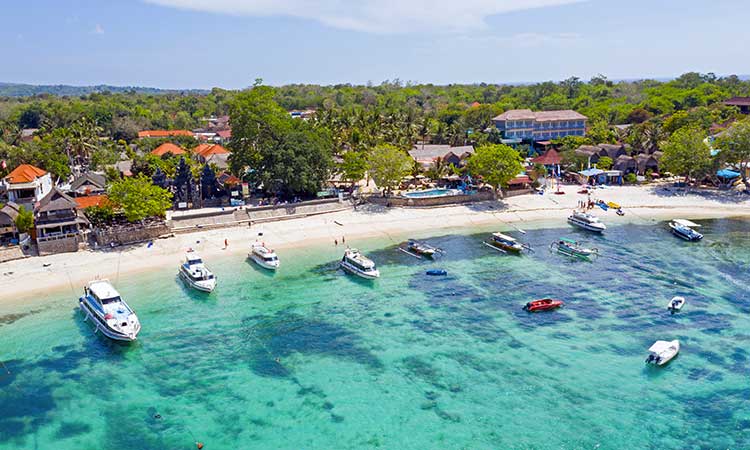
[402,188,462,198]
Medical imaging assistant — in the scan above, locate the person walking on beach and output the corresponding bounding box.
[224,238,228,249]
[335,239,338,246]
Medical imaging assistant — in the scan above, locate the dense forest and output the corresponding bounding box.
[2,72,750,197]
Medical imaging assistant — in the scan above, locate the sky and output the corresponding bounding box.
[2,0,749,89]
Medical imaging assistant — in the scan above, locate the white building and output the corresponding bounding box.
[1,164,53,208]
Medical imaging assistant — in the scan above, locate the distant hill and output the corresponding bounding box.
[0,82,210,97]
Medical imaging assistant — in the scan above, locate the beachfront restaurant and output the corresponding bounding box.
[578,169,623,186]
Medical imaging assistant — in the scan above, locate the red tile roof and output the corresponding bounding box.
[724,97,750,106]
[138,130,194,138]
[3,164,47,184]
[493,109,587,122]
[151,143,186,157]
[216,129,232,139]
[193,143,230,157]
[74,195,110,209]
[531,149,562,165]
[508,175,532,185]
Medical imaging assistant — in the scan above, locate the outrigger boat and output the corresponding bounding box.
[249,242,280,270]
[568,211,606,233]
[484,232,532,254]
[669,219,703,241]
[645,340,680,366]
[341,248,380,279]
[523,298,564,312]
[79,279,141,341]
[400,239,443,259]
[178,250,217,292]
[550,238,598,260]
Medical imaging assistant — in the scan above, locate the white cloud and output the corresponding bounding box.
[144,0,586,33]
[94,24,105,34]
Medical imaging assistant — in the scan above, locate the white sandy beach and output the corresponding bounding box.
[1,184,749,303]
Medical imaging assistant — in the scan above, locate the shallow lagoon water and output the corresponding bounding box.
[1,219,750,449]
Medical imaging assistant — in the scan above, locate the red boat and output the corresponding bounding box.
[523,298,564,312]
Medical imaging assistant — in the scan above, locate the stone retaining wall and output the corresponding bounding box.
[38,237,83,256]
[93,223,171,247]
[365,191,495,207]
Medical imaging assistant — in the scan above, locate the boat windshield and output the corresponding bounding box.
[187,258,203,265]
[100,296,122,305]
[264,255,278,262]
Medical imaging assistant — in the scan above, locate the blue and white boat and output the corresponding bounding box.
[79,279,141,341]
[341,248,380,279]
[249,242,280,270]
[568,211,607,233]
[179,250,217,292]
[669,219,703,241]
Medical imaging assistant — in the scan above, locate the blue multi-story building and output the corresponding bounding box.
[492,109,587,141]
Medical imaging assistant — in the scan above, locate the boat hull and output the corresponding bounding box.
[341,261,380,279]
[524,299,564,312]
[670,226,702,241]
[78,298,139,342]
[179,270,216,292]
[568,217,606,233]
[490,241,523,253]
[250,253,280,270]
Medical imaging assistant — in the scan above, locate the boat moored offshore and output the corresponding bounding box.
[249,242,280,270]
[79,279,141,341]
[568,211,607,233]
[645,340,680,366]
[523,298,564,312]
[179,250,216,292]
[402,239,442,258]
[341,248,380,279]
[667,296,686,313]
[669,219,703,241]
[486,232,527,253]
[550,238,598,260]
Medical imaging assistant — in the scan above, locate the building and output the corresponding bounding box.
[138,130,195,139]
[69,172,107,196]
[530,149,562,176]
[193,144,231,168]
[492,109,587,141]
[150,143,186,157]
[1,164,53,208]
[575,144,631,165]
[0,202,21,244]
[723,97,750,114]
[408,144,475,169]
[34,188,89,255]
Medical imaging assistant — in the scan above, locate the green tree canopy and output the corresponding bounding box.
[716,120,750,187]
[466,144,523,198]
[597,156,613,170]
[367,144,413,194]
[108,175,173,222]
[660,126,712,181]
[14,206,34,234]
[340,151,368,185]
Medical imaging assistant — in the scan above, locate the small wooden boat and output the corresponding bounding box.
[401,239,443,258]
[606,201,621,209]
[485,232,531,254]
[667,296,685,313]
[523,298,564,312]
[550,238,598,260]
[645,340,680,366]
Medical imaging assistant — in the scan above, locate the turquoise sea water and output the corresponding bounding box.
[2,220,750,449]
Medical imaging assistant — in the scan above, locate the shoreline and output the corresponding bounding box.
[1,185,749,305]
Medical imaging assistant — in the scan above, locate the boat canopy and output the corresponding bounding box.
[559,237,578,244]
[673,219,700,228]
[648,341,675,353]
[492,232,516,242]
[579,168,605,177]
[87,280,119,300]
[186,251,203,263]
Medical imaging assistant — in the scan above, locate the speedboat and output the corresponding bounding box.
[341,248,380,279]
[550,238,598,260]
[523,298,564,312]
[249,242,280,270]
[645,340,680,366]
[669,219,703,241]
[568,211,606,232]
[667,296,685,313]
[79,279,140,341]
[404,239,441,258]
[488,232,524,253]
[178,250,216,292]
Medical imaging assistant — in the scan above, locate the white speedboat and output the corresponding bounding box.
[249,242,280,270]
[179,250,216,292]
[341,248,380,279]
[667,296,685,312]
[669,219,703,241]
[645,340,680,366]
[79,279,141,341]
[568,211,606,232]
